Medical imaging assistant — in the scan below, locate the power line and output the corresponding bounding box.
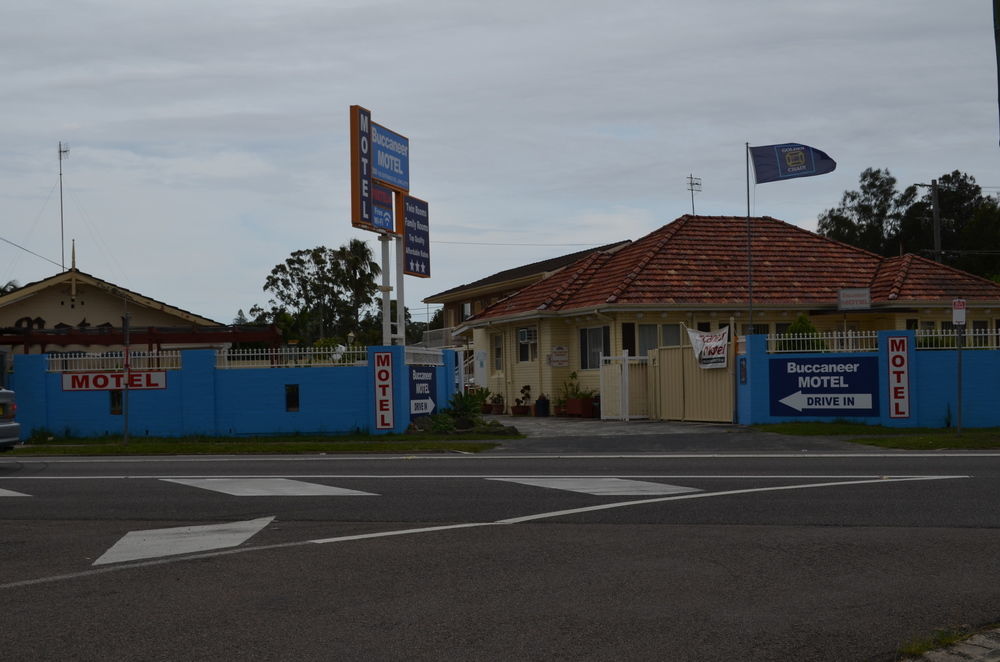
[0,235,62,269]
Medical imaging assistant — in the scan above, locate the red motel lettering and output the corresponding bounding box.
[887,336,909,418]
[62,371,168,391]
[374,352,394,430]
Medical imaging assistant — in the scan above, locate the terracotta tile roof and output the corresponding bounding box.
[423,240,631,301]
[467,215,1000,323]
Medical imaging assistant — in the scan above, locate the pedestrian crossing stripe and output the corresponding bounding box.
[161,478,377,497]
[488,477,701,496]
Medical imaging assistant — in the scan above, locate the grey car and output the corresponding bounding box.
[0,388,21,451]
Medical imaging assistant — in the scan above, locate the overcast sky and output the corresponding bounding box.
[2,1,997,327]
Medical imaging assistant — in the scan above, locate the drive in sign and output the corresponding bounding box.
[409,366,437,416]
[770,357,879,417]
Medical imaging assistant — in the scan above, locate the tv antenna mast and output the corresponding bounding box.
[58,141,70,271]
[686,174,702,214]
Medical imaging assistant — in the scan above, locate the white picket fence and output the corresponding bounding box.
[215,346,369,369]
[47,351,183,372]
[767,331,879,354]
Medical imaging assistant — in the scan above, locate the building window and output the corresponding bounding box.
[517,327,538,362]
[461,302,472,321]
[905,319,919,330]
[661,324,681,347]
[285,384,300,412]
[110,390,122,415]
[580,326,610,370]
[492,334,503,371]
[741,323,769,335]
[638,324,659,356]
[696,322,711,332]
[775,322,791,335]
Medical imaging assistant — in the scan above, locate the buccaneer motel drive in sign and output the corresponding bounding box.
[770,357,879,417]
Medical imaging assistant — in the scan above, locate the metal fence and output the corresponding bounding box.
[915,328,1000,350]
[47,351,183,372]
[215,346,368,369]
[767,331,879,354]
[405,346,444,366]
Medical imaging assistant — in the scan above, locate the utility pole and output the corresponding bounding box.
[916,179,943,262]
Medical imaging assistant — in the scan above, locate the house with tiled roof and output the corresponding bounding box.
[421,240,630,347]
[0,267,280,355]
[457,214,1000,408]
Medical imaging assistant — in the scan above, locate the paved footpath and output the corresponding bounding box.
[492,414,1000,661]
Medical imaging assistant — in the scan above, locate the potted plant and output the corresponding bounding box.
[472,387,493,414]
[552,396,567,417]
[561,372,597,417]
[489,393,505,415]
[510,384,532,416]
[534,393,550,417]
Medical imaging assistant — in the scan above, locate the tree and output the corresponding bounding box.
[817,168,918,255]
[356,300,424,345]
[252,241,381,345]
[896,171,1000,278]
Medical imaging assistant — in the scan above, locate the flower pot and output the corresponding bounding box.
[510,405,531,416]
[564,397,593,417]
[491,404,505,415]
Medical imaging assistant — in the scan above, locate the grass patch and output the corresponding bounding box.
[755,422,1000,449]
[897,625,973,658]
[754,422,933,436]
[9,432,505,456]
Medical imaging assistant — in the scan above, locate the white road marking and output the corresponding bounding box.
[489,477,700,496]
[161,478,377,496]
[93,516,274,566]
[0,474,968,589]
[0,487,29,497]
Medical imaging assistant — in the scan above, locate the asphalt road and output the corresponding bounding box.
[2,439,999,661]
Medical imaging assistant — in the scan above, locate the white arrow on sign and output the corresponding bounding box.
[410,397,436,415]
[779,391,873,412]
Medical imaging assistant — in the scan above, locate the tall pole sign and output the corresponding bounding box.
[403,196,430,277]
[350,105,373,229]
[349,105,428,345]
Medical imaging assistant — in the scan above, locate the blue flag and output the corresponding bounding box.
[749,143,836,184]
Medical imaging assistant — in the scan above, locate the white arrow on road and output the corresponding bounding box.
[93,516,274,566]
[410,397,435,415]
[779,391,873,412]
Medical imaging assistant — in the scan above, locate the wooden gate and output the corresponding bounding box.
[647,345,734,423]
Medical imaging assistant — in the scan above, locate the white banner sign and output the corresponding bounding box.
[686,327,729,369]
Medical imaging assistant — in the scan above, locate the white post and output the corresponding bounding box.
[379,234,392,346]
[395,234,406,346]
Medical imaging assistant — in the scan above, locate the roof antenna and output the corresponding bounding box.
[686,174,701,214]
[59,141,70,271]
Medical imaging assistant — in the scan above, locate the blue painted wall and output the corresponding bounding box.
[739,330,1000,428]
[11,347,456,439]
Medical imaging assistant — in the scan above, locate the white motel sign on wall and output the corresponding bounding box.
[62,371,167,391]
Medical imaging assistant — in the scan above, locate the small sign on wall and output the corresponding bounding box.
[373,352,394,430]
[62,371,167,391]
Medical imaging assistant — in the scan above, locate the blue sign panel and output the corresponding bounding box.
[371,122,409,191]
[403,196,430,277]
[769,356,879,417]
[409,366,437,416]
[371,183,395,232]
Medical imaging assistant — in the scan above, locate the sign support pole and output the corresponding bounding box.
[122,313,130,446]
[379,234,392,346]
[395,234,406,346]
[957,327,964,434]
